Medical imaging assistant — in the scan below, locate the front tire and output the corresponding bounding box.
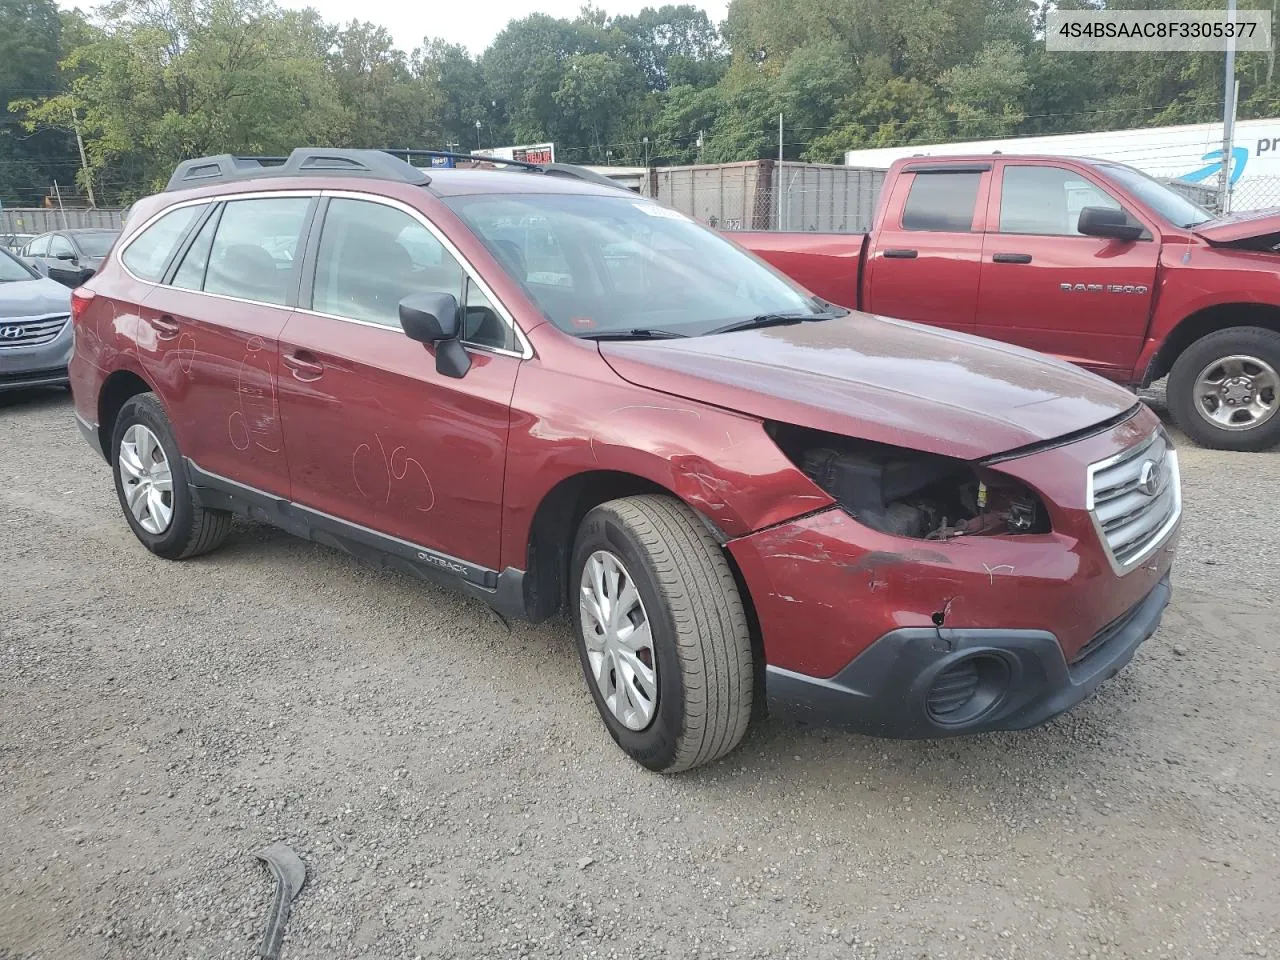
[570,495,754,773]
[1167,326,1280,450]
[110,392,231,559]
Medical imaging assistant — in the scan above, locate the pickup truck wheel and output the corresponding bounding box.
[570,495,754,773]
[111,392,232,559]
[1168,327,1280,451]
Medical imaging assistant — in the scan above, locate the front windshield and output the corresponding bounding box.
[76,232,119,257]
[1095,162,1214,228]
[443,193,823,336]
[0,249,35,282]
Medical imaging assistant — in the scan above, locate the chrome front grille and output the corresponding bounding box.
[0,315,69,348]
[1087,429,1181,572]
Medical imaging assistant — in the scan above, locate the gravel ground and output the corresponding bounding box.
[2,387,1278,960]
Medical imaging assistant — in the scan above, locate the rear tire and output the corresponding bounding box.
[110,392,231,559]
[570,495,754,773]
[1167,326,1280,451]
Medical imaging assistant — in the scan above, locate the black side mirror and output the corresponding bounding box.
[398,292,471,379]
[1077,206,1144,242]
[47,265,93,287]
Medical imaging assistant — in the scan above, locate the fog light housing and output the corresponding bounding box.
[926,655,1011,725]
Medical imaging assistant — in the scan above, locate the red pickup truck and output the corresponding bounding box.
[737,154,1280,451]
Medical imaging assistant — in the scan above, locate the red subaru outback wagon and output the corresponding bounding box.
[70,149,1180,772]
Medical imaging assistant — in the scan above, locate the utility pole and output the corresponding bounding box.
[1219,0,1238,215]
[777,112,784,229]
[52,181,67,230]
[71,108,95,208]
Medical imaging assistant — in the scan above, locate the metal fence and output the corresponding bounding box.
[1162,178,1221,212]
[1,207,126,237]
[1224,176,1280,212]
[651,161,885,232]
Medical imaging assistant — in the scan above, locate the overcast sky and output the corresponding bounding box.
[60,0,730,57]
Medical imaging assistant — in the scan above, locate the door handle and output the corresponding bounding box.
[148,315,180,340]
[883,248,918,259]
[281,351,324,380]
[992,253,1033,264]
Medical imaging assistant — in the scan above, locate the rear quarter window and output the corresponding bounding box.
[122,206,202,281]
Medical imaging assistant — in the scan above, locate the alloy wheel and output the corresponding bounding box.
[118,424,174,535]
[579,549,658,731]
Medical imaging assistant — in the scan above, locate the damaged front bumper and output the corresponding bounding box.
[764,572,1171,737]
[727,409,1180,737]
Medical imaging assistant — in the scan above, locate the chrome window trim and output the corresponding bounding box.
[117,189,320,286]
[116,187,533,360]
[319,189,533,359]
[291,306,528,360]
[1085,430,1182,576]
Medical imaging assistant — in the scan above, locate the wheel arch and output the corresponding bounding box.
[1144,302,1280,386]
[521,469,739,622]
[97,367,160,455]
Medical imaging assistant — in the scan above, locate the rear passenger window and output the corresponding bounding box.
[122,206,200,281]
[204,198,309,306]
[171,208,220,291]
[26,236,49,258]
[901,172,981,232]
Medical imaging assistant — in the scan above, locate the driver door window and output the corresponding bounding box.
[49,235,75,260]
[999,165,1126,236]
[310,197,514,351]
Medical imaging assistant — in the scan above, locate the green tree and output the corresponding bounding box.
[329,20,442,149]
[0,0,76,203]
[16,0,345,201]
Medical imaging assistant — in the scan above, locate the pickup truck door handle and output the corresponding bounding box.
[281,351,324,380]
[992,253,1033,264]
[882,248,918,259]
[147,315,181,340]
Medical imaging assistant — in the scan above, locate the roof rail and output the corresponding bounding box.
[538,162,628,190]
[384,148,543,170]
[165,148,432,192]
[165,147,631,194]
[385,149,628,190]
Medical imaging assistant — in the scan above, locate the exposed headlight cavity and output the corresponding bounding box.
[766,422,1051,540]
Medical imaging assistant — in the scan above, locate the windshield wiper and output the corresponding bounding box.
[579,328,689,341]
[705,309,847,336]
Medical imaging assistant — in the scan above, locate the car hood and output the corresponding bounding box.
[1192,208,1280,245]
[598,312,1140,461]
[0,276,72,318]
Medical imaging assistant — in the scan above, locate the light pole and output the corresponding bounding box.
[1218,0,1238,215]
[642,136,650,168]
[475,119,482,151]
[605,149,613,165]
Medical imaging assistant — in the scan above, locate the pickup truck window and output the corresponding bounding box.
[901,172,981,232]
[1094,162,1214,228]
[444,193,819,337]
[999,165,1122,236]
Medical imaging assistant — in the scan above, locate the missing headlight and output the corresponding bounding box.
[767,422,1050,540]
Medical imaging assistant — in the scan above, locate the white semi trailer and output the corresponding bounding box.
[843,118,1280,211]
